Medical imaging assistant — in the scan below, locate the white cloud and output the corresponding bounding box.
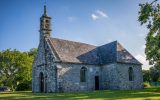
[96,10,108,18]
[68,16,76,22]
[138,33,146,37]
[91,10,108,20]
[138,33,144,37]
[91,14,99,20]
[142,45,146,49]
[141,45,146,50]
[107,39,113,43]
[135,54,151,70]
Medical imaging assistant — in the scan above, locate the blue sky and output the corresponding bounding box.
[0,0,155,69]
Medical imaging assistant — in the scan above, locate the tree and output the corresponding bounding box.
[142,70,151,82]
[28,48,37,57]
[138,0,160,79]
[150,67,160,82]
[0,49,33,91]
[16,48,37,91]
[138,0,160,65]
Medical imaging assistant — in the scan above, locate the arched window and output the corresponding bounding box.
[128,67,134,81]
[80,67,87,82]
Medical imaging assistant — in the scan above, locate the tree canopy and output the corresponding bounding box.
[138,0,160,80]
[0,49,37,91]
[138,0,160,65]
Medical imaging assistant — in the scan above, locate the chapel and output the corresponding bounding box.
[32,5,143,93]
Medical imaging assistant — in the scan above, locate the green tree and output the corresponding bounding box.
[150,67,160,82]
[142,70,151,82]
[16,48,37,91]
[138,0,160,65]
[0,49,33,91]
[138,0,160,80]
[28,48,37,57]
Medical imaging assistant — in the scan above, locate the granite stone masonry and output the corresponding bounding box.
[32,5,143,93]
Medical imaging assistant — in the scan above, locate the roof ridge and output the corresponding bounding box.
[51,37,97,47]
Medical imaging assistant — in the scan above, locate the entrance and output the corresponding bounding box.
[95,76,99,90]
[39,72,44,92]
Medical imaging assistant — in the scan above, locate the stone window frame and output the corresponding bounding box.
[128,67,134,81]
[80,67,87,82]
[45,20,49,23]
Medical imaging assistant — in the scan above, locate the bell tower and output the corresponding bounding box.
[40,4,51,38]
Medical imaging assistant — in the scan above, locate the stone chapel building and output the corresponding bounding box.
[32,5,143,93]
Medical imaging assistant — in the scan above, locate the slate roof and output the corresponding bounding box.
[98,41,142,65]
[48,38,141,65]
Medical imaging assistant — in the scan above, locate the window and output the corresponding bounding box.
[46,20,49,23]
[129,67,134,81]
[45,24,49,29]
[80,67,87,82]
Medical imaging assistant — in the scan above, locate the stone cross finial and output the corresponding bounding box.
[44,0,47,16]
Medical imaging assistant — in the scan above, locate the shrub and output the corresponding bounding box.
[143,82,151,88]
[16,81,31,91]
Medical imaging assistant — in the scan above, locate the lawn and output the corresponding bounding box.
[0,87,160,100]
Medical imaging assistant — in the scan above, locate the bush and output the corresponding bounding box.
[16,81,31,91]
[143,82,151,88]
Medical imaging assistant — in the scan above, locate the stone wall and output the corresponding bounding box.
[32,36,57,92]
[102,63,120,89]
[56,63,101,92]
[102,63,143,90]
[116,63,143,90]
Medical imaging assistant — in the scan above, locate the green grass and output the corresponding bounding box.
[0,87,160,100]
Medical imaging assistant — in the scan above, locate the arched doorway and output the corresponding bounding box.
[39,72,44,92]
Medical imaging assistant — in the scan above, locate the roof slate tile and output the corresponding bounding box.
[48,38,141,65]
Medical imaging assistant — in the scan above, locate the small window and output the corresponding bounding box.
[41,20,43,23]
[46,20,49,23]
[80,67,87,82]
[129,67,134,81]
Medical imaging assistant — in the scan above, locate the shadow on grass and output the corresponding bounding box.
[0,87,160,100]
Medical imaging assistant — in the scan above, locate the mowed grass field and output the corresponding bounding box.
[0,87,160,100]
